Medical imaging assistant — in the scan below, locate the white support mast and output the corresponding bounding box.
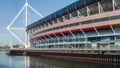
[25,0,28,47]
[9,41,13,49]
[6,0,43,48]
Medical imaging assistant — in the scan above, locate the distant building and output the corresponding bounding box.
[27,0,120,49]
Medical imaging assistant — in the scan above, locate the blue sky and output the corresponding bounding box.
[0,0,78,46]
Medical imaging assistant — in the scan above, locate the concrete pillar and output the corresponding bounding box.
[92,43,97,49]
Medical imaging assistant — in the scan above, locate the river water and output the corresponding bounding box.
[0,51,120,68]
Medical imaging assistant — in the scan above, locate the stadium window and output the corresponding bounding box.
[94,17,109,22]
[116,35,120,39]
[110,15,120,20]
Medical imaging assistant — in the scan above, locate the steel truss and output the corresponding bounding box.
[6,0,43,48]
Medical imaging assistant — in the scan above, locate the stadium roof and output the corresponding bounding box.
[27,0,101,30]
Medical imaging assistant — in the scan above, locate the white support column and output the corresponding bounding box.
[69,30,76,38]
[94,27,100,36]
[37,39,39,48]
[47,35,54,48]
[69,30,76,48]
[110,25,116,35]
[69,13,73,20]
[80,29,87,49]
[112,0,116,11]
[53,33,60,49]
[53,33,59,42]
[38,39,41,48]
[44,24,46,27]
[60,32,65,48]
[34,39,37,48]
[25,0,28,47]
[77,10,82,17]
[86,6,90,16]
[40,38,44,48]
[42,36,47,48]
[47,35,53,40]
[36,39,39,48]
[9,41,13,49]
[39,38,42,45]
[57,18,60,23]
[80,29,86,37]
[97,2,103,13]
[61,32,67,39]
[77,10,80,17]
[62,16,66,21]
[52,20,55,24]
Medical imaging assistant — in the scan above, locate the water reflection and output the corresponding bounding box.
[0,51,26,68]
[29,56,120,68]
[0,51,120,68]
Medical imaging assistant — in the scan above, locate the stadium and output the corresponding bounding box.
[27,0,120,50]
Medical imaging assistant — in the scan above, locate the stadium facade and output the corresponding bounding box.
[27,0,120,49]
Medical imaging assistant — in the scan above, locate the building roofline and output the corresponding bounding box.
[27,0,100,30]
